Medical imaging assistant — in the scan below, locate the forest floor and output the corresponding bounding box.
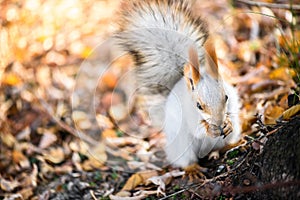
[0,0,299,199]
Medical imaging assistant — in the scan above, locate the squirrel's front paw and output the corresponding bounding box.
[222,117,233,138]
[205,117,233,138]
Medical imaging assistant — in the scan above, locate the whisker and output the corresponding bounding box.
[226,112,239,115]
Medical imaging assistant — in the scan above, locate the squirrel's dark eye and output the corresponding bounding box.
[225,95,228,102]
[197,102,203,110]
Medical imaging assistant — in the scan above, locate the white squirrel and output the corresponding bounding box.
[115,0,241,168]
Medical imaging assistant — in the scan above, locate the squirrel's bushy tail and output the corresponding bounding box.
[115,0,209,96]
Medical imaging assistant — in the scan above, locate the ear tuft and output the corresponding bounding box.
[204,37,219,79]
[189,47,200,84]
[183,47,200,91]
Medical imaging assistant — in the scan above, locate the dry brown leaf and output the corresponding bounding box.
[269,67,295,81]
[44,147,65,164]
[0,178,20,192]
[237,40,261,63]
[96,114,114,129]
[264,105,284,125]
[82,157,104,171]
[82,143,107,170]
[80,46,93,59]
[39,132,57,149]
[121,170,158,191]
[112,190,131,198]
[16,126,31,141]
[12,150,27,164]
[38,157,55,175]
[146,170,185,196]
[54,165,73,174]
[1,133,16,148]
[88,142,107,164]
[72,110,92,130]
[45,51,66,66]
[30,164,38,187]
[122,173,143,191]
[280,104,300,120]
[110,190,157,200]
[2,73,22,86]
[19,187,33,200]
[102,129,117,138]
[36,66,51,87]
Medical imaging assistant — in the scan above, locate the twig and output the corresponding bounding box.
[158,188,190,200]
[236,0,300,10]
[90,190,97,200]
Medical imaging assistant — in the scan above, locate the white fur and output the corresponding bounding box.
[116,1,207,96]
[164,78,240,168]
[116,1,241,168]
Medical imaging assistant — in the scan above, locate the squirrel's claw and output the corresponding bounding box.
[222,117,233,138]
[183,163,207,182]
[219,126,225,138]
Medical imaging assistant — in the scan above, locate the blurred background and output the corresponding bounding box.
[0,0,299,199]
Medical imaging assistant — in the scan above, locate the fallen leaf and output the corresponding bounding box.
[280,104,300,120]
[264,104,284,125]
[80,46,93,59]
[102,129,117,138]
[39,131,57,149]
[12,150,27,165]
[16,126,31,141]
[72,110,92,129]
[110,190,157,200]
[19,187,33,199]
[146,170,185,196]
[82,143,107,170]
[1,133,16,148]
[82,157,104,171]
[44,147,65,164]
[2,73,22,86]
[0,178,20,192]
[112,190,131,198]
[122,170,158,191]
[122,174,143,191]
[88,142,107,164]
[30,164,38,187]
[269,67,295,81]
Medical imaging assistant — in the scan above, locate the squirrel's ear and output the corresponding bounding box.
[183,47,200,91]
[204,37,219,80]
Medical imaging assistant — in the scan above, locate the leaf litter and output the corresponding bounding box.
[0,0,299,199]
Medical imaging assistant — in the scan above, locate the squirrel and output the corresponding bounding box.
[115,0,241,168]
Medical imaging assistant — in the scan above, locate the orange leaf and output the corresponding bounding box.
[80,46,93,59]
[281,104,300,120]
[12,150,26,164]
[102,129,117,138]
[121,170,158,191]
[121,173,143,191]
[2,73,22,86]
[264,105,284,125]
[269,67,294,81]
[102,72,118,89]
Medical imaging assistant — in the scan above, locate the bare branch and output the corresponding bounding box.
[236,0,300,10]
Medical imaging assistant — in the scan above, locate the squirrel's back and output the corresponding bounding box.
[115,0,208,95]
